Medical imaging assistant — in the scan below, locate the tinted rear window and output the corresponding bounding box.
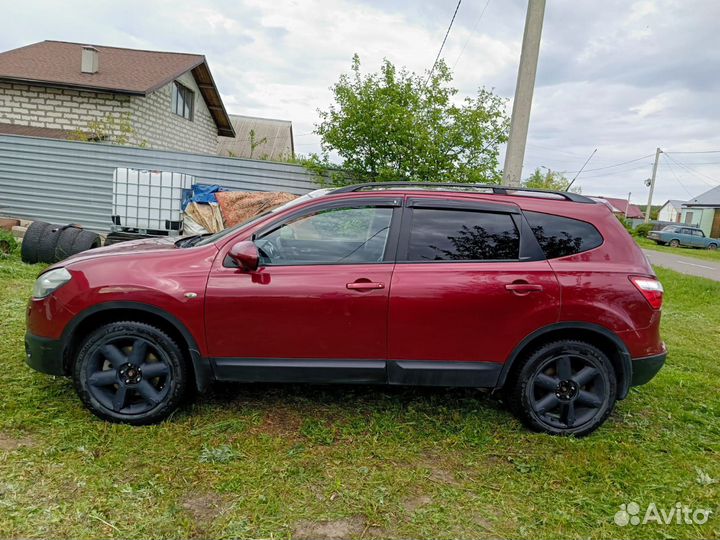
[524,211,603,259]
[407,208,520,261]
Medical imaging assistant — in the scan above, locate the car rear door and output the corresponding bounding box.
[387,197,561,386]
[204,196,402,381]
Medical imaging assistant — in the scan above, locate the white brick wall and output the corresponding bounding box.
[0,72,218,154]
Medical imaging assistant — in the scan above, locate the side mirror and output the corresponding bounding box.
[228,241,259,272]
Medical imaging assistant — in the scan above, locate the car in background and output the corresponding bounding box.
[647,225,719,250]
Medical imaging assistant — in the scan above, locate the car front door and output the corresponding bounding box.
[387,197,561,386]
[204,197,401,381]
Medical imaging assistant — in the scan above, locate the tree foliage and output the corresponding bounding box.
[313,54,509,184]
[522,167,581,193]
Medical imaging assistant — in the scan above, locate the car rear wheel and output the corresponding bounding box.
[508,340,617,437]
[669,239,680,248]
[73,321,189,425]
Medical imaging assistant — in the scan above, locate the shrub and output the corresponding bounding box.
[635,223,655,238]
[0,229,17,258]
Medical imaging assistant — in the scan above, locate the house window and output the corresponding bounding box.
[684,211,694,225]
[171,81,194,120]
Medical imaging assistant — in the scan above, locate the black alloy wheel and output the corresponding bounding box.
[73,321,188,424]
[509,340,617,437]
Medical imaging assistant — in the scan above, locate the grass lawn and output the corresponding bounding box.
[636,236,720,263]
[0,251,718,539]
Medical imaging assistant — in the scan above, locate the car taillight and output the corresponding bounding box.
[630,276,664,309]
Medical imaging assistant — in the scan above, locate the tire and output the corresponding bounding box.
[70,229,101,255]
[36,224,64,263]
[54,226,82,261]
[669,239,680,248]
[707,243,717,251]
[507,340,617,437]
[20,221,50,264]
[72,321,189,425]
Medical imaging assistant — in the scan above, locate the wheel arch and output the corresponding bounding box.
[497,322,632,399]
[61,301,213,392]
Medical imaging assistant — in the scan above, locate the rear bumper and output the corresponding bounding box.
[630,352,666,386]
[25,332,65,376]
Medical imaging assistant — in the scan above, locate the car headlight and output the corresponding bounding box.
[32,268,72,299]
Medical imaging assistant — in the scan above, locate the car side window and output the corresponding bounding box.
[524,211,604,259]
[406,208,520,261]
[692,229,704,237]
[255,206,393,265]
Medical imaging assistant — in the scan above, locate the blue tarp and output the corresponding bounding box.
[182,183,228,209]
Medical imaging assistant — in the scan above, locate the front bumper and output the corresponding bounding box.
[25,332,65,376]
[630,352,667,386]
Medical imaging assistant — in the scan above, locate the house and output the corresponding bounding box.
[680,185,720,238]
[589,196,644,219]
[0,40,234,154]
[217,114,294,160]
[657,200,685,223]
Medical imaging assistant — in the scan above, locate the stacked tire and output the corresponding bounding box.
[21,221,102,264]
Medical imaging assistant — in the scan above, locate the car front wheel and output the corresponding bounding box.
[73,321,189,425]
[508,340,617,437]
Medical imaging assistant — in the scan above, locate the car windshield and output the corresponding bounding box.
[189,188,333,247]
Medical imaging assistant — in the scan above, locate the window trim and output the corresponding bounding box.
[243,197,403,267]
[396,199,543,264]
[172,81,194,121]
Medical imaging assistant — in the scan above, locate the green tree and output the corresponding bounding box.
[522,167,581,193]
[313,54,509,184]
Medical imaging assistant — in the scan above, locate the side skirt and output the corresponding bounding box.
[210,358,502,388]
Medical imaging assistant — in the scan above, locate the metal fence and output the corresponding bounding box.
[0,134,320,231]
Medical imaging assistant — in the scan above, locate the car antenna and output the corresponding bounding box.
[566,148,597,191]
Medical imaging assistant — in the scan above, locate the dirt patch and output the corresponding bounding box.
[428,466,457,484]
[253,407,304,437]
[403,495,432,513]
[293,516,367,540]
[181,493,231,524]
[0,433,35,451]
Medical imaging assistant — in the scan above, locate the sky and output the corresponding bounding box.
[3,0,720,204]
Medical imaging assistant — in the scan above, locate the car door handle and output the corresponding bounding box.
[505,283,543,293]
[347,281,385,290]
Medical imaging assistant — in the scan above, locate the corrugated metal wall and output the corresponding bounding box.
[0,134,320,231]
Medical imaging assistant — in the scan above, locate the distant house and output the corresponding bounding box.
[657,200,685,223]
[217,114,294,160]
[0,40,234,153]
[589,196,645,219]
[680,185,720,238]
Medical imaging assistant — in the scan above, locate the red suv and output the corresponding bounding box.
[25,183,666,436]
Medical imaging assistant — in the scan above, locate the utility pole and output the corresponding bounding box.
[625,192,631,219]
[502,0,546,187]
[644,147,662,223]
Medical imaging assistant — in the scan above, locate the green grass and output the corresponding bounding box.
[636,236,720,263]
[0,252,718,539]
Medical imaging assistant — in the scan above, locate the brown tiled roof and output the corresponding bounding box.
[0,41,234,136]
[0,122,72,139]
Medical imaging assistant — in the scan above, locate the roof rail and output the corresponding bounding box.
[332,182,596,204]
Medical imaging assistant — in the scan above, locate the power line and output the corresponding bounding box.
[664,150,720,154]
[561,153,655,174]
[452,0,492,70]
[661,154,694,197]
[423,0,463,89]
[664,153,719,186]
